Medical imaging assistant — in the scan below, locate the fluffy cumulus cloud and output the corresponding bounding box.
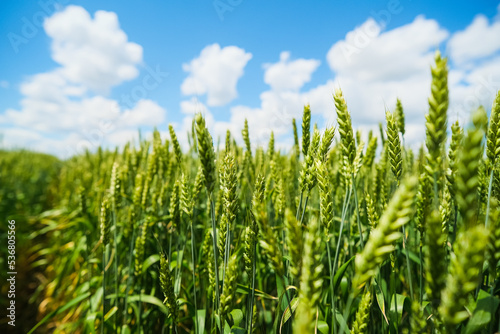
[181,44,252,106]
[0,6,166,157]
[205,16,451,151]
[447,12,500,65]
[44,5,143,92]
[327,16,449,122]
[325,11,500,147]
[205,11,500,152]
[4,5,500,157]
[195,52,330,151]
[264,51,320,92]
[447,8,500,124]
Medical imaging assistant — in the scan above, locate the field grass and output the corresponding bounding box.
[3,51,500,333]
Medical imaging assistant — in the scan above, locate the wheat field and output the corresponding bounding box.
[3,51,500,334]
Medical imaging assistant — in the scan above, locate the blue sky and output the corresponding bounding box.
[1,0,500,157]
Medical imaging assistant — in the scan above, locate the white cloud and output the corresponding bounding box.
[446,7,500,123]
[448,56,500,124]
[264,51,320,92]
[5,6,500,158]
[121,99,166,128]
[180,97,210,115]
[208,16,458,151]
[448,12,500,64]
[44,5,143,92]
[1,6,165,158]
[181,44,252,106]
[200,53,333,150]
[324,16,449,144]
[328,16,448,82]
[176,12,500,155]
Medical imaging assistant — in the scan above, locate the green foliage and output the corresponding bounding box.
[440,226,488,328]
[352,176,418,290]
[10,54,500,334]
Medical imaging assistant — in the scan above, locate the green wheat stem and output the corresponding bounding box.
[138,274,143,333]
[352,174,364,248]
[332,185,353,334]
[392,266,398,330]
[402,224,414,300]
[295,192,304,226]
[418,236,424,305]
[400,131,413,300]
[248,240,256,334]
[221,220,231,296]
[123,223,137,328]
[102,245,108,334]
[333,185,353,273]
[190,220,198,334]
[326,236,335,334]
[339,293,355,334]
[112,207,118,331]
[209,195,221,320]
[299,195,309,225]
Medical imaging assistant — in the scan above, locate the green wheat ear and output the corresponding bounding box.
[487,90,500,173]
[363,136,378,169]
[135,218,149,276]
[334,88,356,166]
[439,225,487,328]
[169,124,183,165]
[395,98,405,136]
[292,118,299,148]
[352,176,418,290]
[351,287,372,334]
[220,253,238,317]
[224,129,231,152]
[244,225,257,276]
[159,253,179,324]
[299,128,321,194]
[79,186,87,215]
[425,50,449,169]
[410,300,428,333]
[318,126,335,162]
[446,120,463,199]
[302,104,312,157]
[258,223,284,277]
[267,131,275,159]
[316,161,334,242]
[242,118,251,153]
[285,208,303,280]
[179,173,191,219]
[195,113,217,194]
[110,162,120,208]
[132,172,144,208]
[487,199,500,281]
[386,110,403,183]
[201,230,216,298]
[100,196,111,246]
[456,107,488,227]
[194,171,206,208]
[294,215,323,334]
[169,179,181,232]
[218,152,238,258]
[425,209,447,307]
